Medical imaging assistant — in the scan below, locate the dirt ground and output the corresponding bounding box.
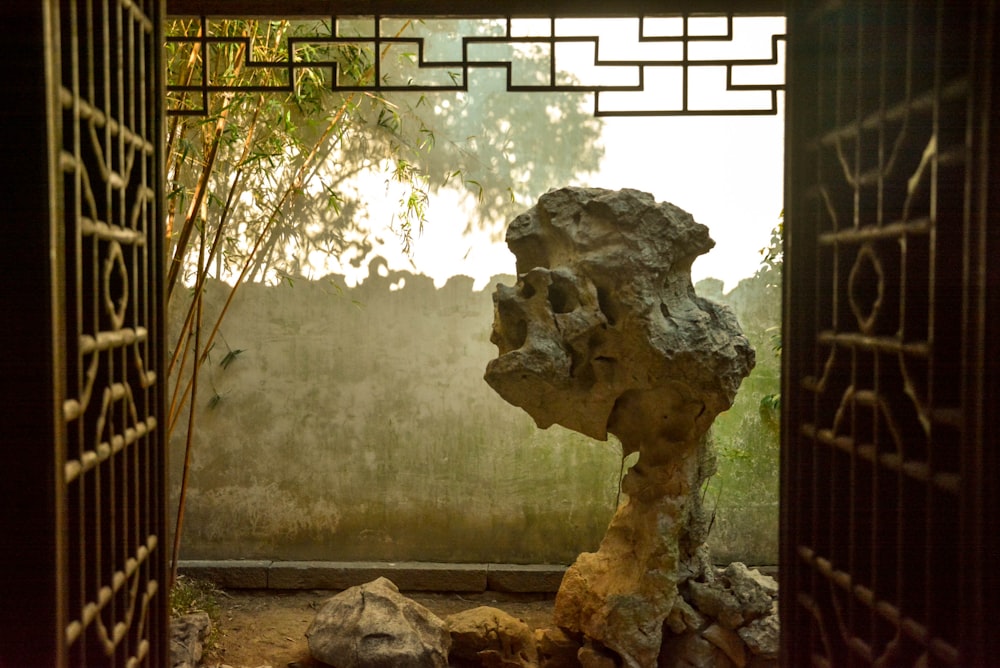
[202,589,557,668]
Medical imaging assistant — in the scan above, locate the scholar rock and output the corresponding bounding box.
[305,577,450,668]
[485,187,754,668]
[485,186,754,467]
[552,483,688,666]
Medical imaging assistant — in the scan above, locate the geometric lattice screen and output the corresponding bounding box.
[58,0,168,664]
[165,14,785,117]
[781,2,997,665]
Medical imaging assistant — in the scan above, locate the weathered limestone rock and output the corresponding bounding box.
[662,565,780,667]
[687,563,775,631]
[552,459,693,666]
[305,577,450,668]
[659,630,739,668]
[485,186,754,465]
[737,612,780,660]
[732,563,779,598]
[485,187,755,667]
[170,612,211,668]
[702,623,748,667]
[665,596,707,635]
[445,605,537,667]
[536,627,582,668]
[577,640,621,668]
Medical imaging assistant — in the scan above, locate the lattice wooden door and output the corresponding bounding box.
[781,2,998,665]
[0,1,168,665]
[60,0,169,663]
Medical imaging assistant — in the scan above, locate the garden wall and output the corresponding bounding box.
[170,261,778,565]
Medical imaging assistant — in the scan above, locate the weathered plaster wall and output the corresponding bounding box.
[170,262,778,564]
[170,265,622,563]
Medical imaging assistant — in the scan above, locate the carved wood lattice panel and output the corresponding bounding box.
[782,2,996,665]
[57,0,167,664]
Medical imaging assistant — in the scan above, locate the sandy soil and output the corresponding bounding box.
[202,589,557,668]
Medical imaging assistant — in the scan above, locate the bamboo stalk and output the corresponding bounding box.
[167,100,263,434]
[167,97,352,437]
[170,194,207,588]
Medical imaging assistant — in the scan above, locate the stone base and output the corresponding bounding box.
[553,470,688,668]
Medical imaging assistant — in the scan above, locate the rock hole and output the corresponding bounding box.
[597,286,618,326]
[548,282,579,314]
[509,318,528,350]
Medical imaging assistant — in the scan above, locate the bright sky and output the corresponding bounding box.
[307,17,786,294]
[323,112,784,294]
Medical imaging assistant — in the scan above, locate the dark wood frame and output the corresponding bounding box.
[2,0,996,664]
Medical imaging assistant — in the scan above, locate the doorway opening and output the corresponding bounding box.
[162,11,786,575]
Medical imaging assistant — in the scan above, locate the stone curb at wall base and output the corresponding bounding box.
[176,561,779,593]
[176,560,569,593]
[178,560,271,588]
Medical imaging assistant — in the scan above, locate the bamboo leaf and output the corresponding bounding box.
[219,348,245,369]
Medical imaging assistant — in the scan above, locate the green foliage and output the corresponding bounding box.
[165,19,429,287]
[169,575,223,619]
[386,21,605,235]
[219,347,244,370]
[696,213,784,563]
[705,363,780,563]
[757,212,784,408]
[164,18,605,286]
[757,214,783,288]
[169,576,223,651]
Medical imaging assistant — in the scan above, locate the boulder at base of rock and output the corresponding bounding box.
[687,563,774,631]
[737,613,779,660]
[536,627,582,668]
[446,606,537,667]
[577,640,621,668]
[701,623,747,668]
[170,611,211,668]
[305,576,450,668]
[659,630,738,668]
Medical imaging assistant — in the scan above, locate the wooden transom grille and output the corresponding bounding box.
[165,14,786,117]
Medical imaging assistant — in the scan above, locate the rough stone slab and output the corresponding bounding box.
[487,564,566,593]
[307,577,451,667]
[176,560,270,588]
[267,561,489,591]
